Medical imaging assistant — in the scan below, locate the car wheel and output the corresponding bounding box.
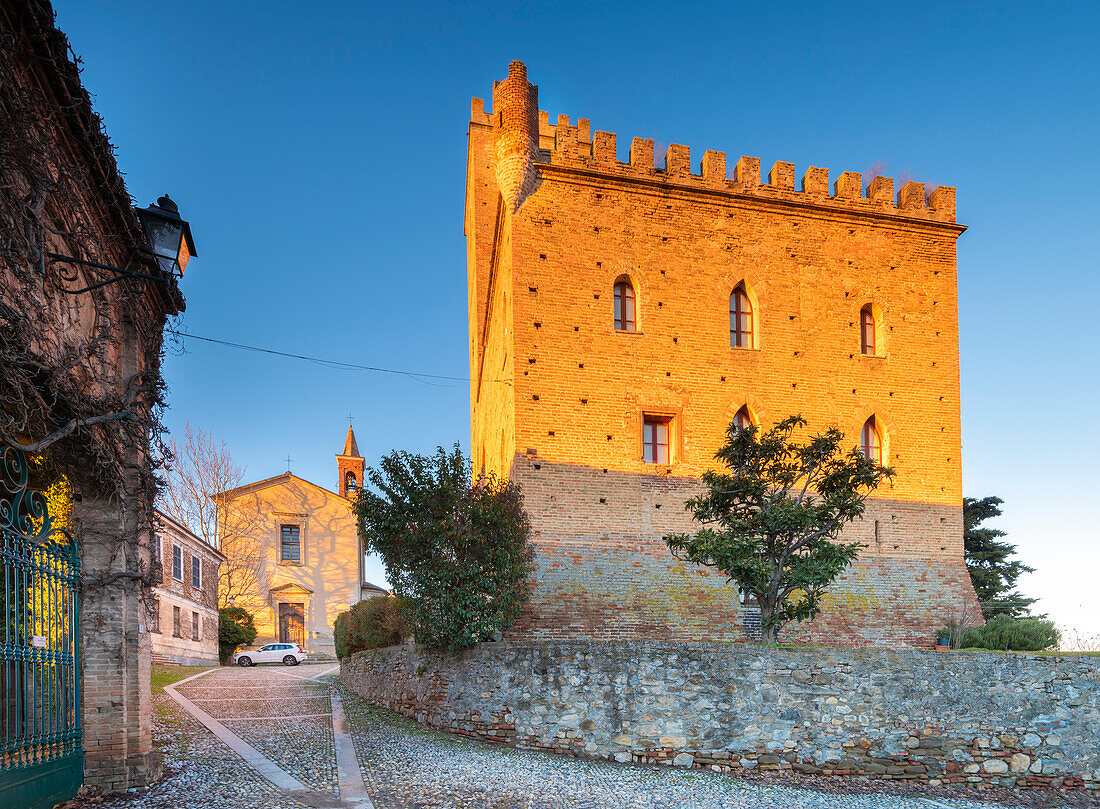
[237,656,253,667]
[283,655,297,666]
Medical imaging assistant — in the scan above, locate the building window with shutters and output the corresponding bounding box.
[172,544,183,581]
[861,304,882,356]
[192,611,200,641]
[613,276,637,332]
[730,284,754,348]
[642,416,671,464]
[172,605,182,638]
[191,555,201,589]
[280,524,301,564]
[862,416,883,464]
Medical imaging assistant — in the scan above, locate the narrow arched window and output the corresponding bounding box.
[345,471,357,492]
[862,417,882,464]
[730,286,753,348]
[733,405,753,432]
[614,278,636,331]
[860,305,876,356]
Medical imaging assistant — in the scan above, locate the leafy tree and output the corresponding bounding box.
[216,607,257,664]
[218,606,257,664]
[964,496,1036,618]
[665,415,894,644]
[334,595,409,658]
[354,444,533,654]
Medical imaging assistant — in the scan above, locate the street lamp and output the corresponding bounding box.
[44,194,197,294]
[134,195,197,277]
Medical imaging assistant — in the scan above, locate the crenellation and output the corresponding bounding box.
[664,143,690,176]
[629,136,654,171]
[700,150,726,185]
[802,165,829,196]
[928,186,956,220]
[592,131,617,167]
[471,72,955,223]
[867,175,894,204]
[898,181,926,211]
[734,155,760,188]
[769,161,796,190]
[834,171,862,200]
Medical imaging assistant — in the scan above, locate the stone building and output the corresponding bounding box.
[216,427,371,654]
[466,61,980,647]
[0,2,195,800]
[149,511,224,665]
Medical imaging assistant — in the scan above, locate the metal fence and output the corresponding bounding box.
[0,443,82,809]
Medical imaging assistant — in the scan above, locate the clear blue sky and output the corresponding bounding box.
[54,1,1100,639]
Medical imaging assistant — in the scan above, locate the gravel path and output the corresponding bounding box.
[70,666,1094,809]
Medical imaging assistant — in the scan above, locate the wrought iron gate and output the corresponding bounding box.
[0,443,82,809]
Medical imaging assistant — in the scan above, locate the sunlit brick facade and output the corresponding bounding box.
[466,61,980,647]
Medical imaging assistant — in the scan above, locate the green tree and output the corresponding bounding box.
[665,415,894,644]
[354,444,533,654]
[218,606,257,664]
[964,496,1036,618]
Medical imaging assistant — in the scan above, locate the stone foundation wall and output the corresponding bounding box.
[341,642,1100,791]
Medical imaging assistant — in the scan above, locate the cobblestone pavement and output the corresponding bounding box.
[81,667,1089,809]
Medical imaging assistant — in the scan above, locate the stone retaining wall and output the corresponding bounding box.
[340,642,1100,790]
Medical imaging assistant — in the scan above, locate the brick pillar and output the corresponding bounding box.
[76,489,158,791]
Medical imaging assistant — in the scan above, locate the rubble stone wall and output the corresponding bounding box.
[341,642,1100,791]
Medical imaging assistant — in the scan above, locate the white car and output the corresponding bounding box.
[233,643,307,667]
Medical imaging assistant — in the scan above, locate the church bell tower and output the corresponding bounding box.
[336,425,364,498]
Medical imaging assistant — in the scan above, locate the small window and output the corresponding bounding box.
[730,286,753,348]
[192,611,200,641]
[149,599,160,633]
[614,278,636,332]
[191,555,201,589]
[172,545,182,581]
[860,305,876,356]
[345,471,357,493]
[733,405,754,432]
[280,525,301,564]
[172,605,182,638]
[643,417,671,464]
[862,417,883,464]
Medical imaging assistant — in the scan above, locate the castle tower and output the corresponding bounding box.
[465,61,979,648]
[491,60,539,211]
[336,425,364,498]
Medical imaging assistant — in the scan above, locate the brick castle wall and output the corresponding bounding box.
[466,61,980,646]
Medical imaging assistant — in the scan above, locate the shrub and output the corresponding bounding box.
[355,444,534,654]
[218,606,257,663]
[961,614,1061,652]
[334,595,408,658]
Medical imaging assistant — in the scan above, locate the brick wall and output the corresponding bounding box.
[465,61,980,646]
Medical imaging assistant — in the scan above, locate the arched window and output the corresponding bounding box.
[730,285,753,348]
[614,277,636,331]
[344,471,357,492]
[861,417,882,464]
[860,305,876,356]
[733,405,754,432]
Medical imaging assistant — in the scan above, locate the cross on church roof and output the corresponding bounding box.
[284,454,293,472]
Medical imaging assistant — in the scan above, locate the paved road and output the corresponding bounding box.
[89,665,1072,809]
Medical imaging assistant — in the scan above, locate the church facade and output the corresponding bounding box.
[217,427,371,655]
[466,62,980,647]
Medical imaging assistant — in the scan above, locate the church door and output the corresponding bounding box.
[278,602,305,646]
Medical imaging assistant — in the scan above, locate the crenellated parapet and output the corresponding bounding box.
[471,62,957,224]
